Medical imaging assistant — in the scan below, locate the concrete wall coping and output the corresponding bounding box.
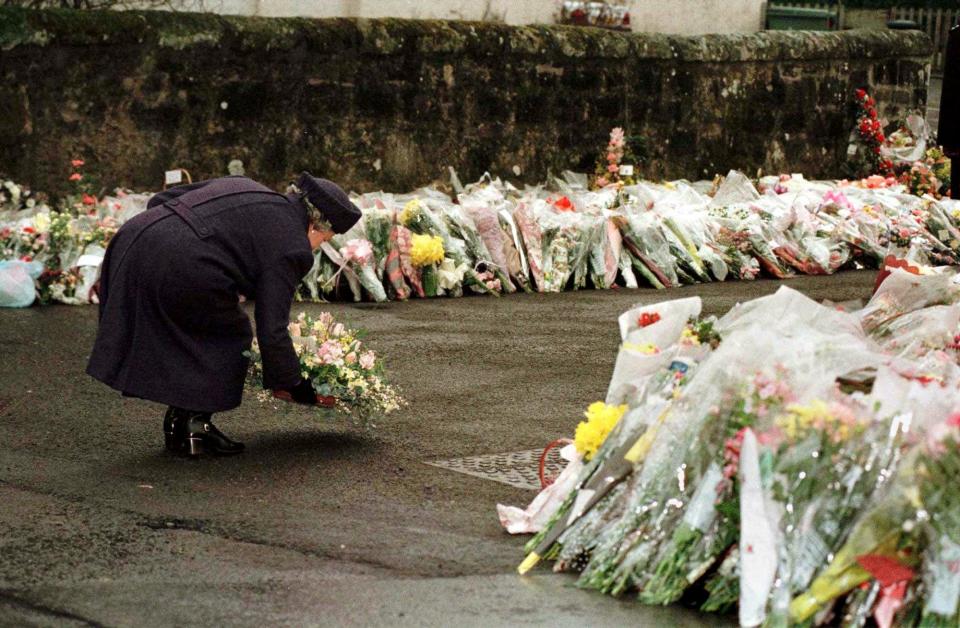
[0,7,933,62]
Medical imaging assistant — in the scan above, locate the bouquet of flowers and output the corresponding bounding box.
[246,311,405,428]
[849,88,895,178]
[339,238,388,302]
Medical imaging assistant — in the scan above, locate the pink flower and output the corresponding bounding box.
[899,228,910,239]
[318,312,334,327]
[69,173,82,182]
[345,352,357,364]
[609,127,625,147]
[340,238,374,265]
[607,163,619,173]
[71,159,85,168]
[606,152,618,163]
[359,351,376,370]
[288,322,302,337]
[317,340,344,364]
[595,176,609,188]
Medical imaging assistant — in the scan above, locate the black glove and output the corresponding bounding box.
[287,378,317,405]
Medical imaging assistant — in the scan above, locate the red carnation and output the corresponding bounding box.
[639,311,661,327]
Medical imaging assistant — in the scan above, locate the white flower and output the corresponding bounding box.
[33,213,50,232]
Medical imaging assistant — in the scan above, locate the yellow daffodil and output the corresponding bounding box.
[574,401,627,460]
[410,234,444,267]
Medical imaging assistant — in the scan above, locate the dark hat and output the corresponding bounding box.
[296,172,361,234]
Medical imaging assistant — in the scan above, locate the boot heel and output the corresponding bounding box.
[185,437,205,457]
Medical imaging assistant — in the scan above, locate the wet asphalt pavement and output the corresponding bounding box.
[0,271,877,627]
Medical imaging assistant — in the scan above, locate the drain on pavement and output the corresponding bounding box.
[424,448,567,491]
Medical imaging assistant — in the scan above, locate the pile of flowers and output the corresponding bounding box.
[0,160,143,306]
[509,268,960,627]
[245,311,404,428]
[2,122,958,308]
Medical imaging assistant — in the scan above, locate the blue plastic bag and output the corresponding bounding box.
[0,260,43,307]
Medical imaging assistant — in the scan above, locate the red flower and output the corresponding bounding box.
[639,312,661,327]
[874,255,921,293]
[71,159,85,168]
[82,194,97,206]
[868,108,878,119]
[553,196,574,212]
[859,120,872,134]
[873,146,882,154]
[856,554,915,588]
[20,255,31,262]
[866,96,876,108]
[69,173,82,182]
[22,226,35,234]
[947,413,960,428]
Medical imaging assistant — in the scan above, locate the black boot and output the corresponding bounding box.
[178,412,245,457]
[163,407,183,452]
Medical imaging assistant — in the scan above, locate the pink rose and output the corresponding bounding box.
[359,351,376,370]
[345,352,357,364]
[607,164,619,173]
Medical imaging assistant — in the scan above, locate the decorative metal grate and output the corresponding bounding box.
[425,448,568,491]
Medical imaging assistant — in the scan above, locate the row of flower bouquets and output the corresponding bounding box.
[1,170,959,305]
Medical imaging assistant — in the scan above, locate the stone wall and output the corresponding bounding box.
[0,8,933,196]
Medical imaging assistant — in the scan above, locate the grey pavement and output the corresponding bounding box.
[0,271,878,626]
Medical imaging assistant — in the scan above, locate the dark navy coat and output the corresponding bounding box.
[87,176,314,412]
